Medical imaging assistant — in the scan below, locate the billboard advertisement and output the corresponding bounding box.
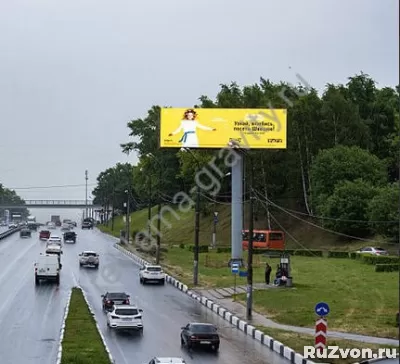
[160,108,287,149]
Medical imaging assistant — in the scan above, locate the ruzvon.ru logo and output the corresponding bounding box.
[267,139,282,143]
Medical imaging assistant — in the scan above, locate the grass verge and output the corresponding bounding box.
[120,243,399,339]
[255,326,399,364]
[61,287,111,364]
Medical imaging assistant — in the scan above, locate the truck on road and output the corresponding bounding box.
[51,215,61,227]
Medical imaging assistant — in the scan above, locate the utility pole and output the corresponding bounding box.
[156,169,162,264]
[111,173,115,231]
[246,156,254,320]
[125,190,130,243]
[194,179,200,285]
[148,175,152,238]
[85,170,88,219]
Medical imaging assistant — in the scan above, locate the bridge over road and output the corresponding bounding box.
[0,200,102,209]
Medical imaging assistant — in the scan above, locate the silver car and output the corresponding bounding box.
[79,251,99,269]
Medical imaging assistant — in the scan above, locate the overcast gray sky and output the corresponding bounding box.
[0,0,398,221]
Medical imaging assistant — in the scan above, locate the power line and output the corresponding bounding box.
[254,192,390,244]
[254,190,397,224]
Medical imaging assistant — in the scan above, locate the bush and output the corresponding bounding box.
[328,251,350,258]
[349,252,359,259]
[179,243,185,249]
[216,247,231,253]
[375,264,400,272]
[293,249,323,257]
[188,245,209,253]
[362,255,399,265]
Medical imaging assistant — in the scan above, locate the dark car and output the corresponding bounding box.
[101,292,130,312]
[20,228,32,238]
[63,231,77,243]
[39,230,51,240]
[180,323,220,351]
[82,221,93,229]
[27,223,37,231]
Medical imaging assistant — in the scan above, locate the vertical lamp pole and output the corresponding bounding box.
[194,176,200,285]
[246,154,254,320]
[125,189,130,243]
[148,174,152,238]
[156,168,162,264]
[85,170,88,219]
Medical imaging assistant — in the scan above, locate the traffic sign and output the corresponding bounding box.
[214,212,219,217]
[315,317,327,352]
[315,302,330,316]
[239,270,248,277]
[231,263,239,274]
[214,216,218,224]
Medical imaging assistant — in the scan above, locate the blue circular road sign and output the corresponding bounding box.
[315,302,330,316]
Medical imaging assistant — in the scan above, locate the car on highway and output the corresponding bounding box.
[101,292,130,312]
[356,247,389,256]
[180,323,220,352]
[60,223,70,231]
[139,264,166,284]
[47,235,62,244]
[8,223,17,229]
[20,228,31,238]
[34,254,60,285]
[359,355,399,363]
[63,231,77,243]
[27,223,37,231]
[46,222,56,229]
[106,305,144,332]
[39,230,51,240]
[79,251,99,268]
[81,221,93,229]
[143,358,186,364]
[45,244,63,267]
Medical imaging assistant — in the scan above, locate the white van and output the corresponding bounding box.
[34,254,60,285]
[45,244,63,268]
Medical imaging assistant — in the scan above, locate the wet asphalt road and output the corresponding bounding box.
[0,228,291,364]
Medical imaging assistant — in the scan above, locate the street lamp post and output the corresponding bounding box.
[125,189,130,243]
[85,170,88,219]
[181,148,201,286]
[146,154,163,264]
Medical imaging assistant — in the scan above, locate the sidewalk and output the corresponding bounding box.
[196,285,399,347]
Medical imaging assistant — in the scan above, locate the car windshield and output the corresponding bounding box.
[147,267,162,272]
[107,293,127,299]
[115,308,138,315]
[191,324,216,333]
[83,252,97,257]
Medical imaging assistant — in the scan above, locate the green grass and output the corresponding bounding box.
[255,326,399,364]
[61,287,111,364]
[98,205,399,339]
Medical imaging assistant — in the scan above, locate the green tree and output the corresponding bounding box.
[310,145,387,210]
[320,179,377,237]
[367,184,399,240]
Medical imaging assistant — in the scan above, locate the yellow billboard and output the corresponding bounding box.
[160,108,287,149]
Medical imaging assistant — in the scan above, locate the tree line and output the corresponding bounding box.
[0,184,28,219]
[92,72,399,241]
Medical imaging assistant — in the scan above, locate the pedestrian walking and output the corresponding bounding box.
[265,263,272,285]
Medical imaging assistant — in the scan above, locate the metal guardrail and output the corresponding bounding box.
[0,226,22,240]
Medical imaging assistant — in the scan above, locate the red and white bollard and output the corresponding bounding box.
[315,317,327,352]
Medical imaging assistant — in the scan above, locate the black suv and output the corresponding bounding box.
[81,221,93,229]
[180,323,220,352]
[101,292,130,312]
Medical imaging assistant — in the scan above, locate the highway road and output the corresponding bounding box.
[0,227,291,364]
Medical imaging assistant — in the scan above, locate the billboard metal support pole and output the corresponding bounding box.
[85,170,88,219]
[231,154,243,261]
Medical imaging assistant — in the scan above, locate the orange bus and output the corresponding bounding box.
[242,230,285,250]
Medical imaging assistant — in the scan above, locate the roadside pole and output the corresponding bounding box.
[315,302,329,352]
[231,262,239,301]
[212,211,218,248]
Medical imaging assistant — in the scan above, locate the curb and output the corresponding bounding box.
[114,244,316,364]
[79,286,115,364]
[56,289,72,364]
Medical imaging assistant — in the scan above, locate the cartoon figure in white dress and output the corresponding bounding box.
[168,109,216,148]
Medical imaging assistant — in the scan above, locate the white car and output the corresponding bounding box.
[143,358,186,364]
[79,251,99,268]
[139,264,165,285]
[47,235,62,245]
[47,222,56,229]
[106,305,143,332]
[356,247,389,256]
